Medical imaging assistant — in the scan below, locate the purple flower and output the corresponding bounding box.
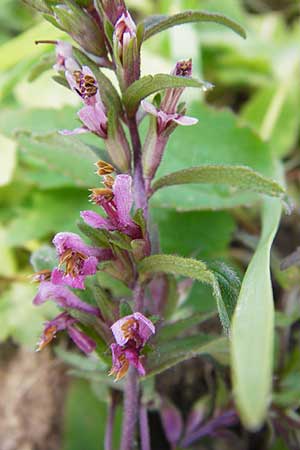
[81,174,141,238]
[65,65,100,106]
[33,281,100,316]
[111,312,155,347]
[160,398,183,446]
[36,311,96,354]
[109,343,146,381]
[53,41,79,72]
[141,100,198,135]
[51,232,112,289]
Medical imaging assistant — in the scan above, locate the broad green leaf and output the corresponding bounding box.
[6,189,94,246]
[241,83,300,157]
[30,245,57,271]
[145,335,228,377]
[151,103,276,211]
[152,209,234,258]
[18,132,100,188]
[142,10,246,41]
[231,194,282,429]
[138,254,232,333]
[123,74,212,117]
[156,311,215,342]
[0,134,16,186]
[152,165,285,199]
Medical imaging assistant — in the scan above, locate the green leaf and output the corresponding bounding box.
[142,10,246,41]
[156,311,215,342]
[241,83,300,157]
[18,132,100,188]
[152,165,285,199]
[77,221,110,248]
[145,335,228,377]
[231,194,282,429]
[30,245,57,271]
[123,74,212,117]
[151,103,277,211]
[152,209,234,258]
[138,254,232,333]
[0,134,16,186]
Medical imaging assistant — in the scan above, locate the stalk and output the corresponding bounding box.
[139,405,151,450]
[120,366,139,450]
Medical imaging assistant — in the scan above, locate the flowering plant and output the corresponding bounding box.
[22,0,288,448]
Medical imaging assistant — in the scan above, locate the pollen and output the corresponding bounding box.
[89,187,114,204]
[59,249,88,278]
[121,318,138,340]
[73,70,98,98]
[95,160,115,176]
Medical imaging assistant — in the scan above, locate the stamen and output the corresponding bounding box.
[30,269,52,283]
[121,318,137,340]
[73,70,98,98]
[59,249,88,278]
[36,325,57,352]
[95,160,115,176]
[89,187,114,204]
[175,59,192,77]
[103,175,115,189]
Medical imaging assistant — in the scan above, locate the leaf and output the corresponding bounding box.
[30,245,57,271]
[152,165,285,200]
[145,335,228,377]
[156,311,215,342]
[231,193,282,429]
[18,132,100,188]
[0,134,16,186]
[152,209,234,258]
[138,254,232,333]
[6,189,94,246]
[123,74,212,117]
[241,83,300,157]
[151,103,277,211]
[142,10,246,41]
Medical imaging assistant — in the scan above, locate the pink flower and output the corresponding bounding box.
[33,281,100,316]
[111,312,155,347]
[141,100,198,135]
[81,175,141,238]
[109,343,146,381]
[53,41,78,72]
[36,311,96,354]
[51,232,112,289]
[65,65,100,106]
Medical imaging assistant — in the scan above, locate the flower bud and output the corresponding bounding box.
[98,0,126,25]
[160,397,183,446]
[113,11,140,90]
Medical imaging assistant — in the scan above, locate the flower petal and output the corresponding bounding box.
[59,127,89,136]
[68,326,96,354]
[141,100,159,118]
[80,210,115,230]
[33,281,99,316]
[172,115,198,126]
[113,174,133,226]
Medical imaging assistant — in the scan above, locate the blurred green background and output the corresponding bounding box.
[1,0,300,449]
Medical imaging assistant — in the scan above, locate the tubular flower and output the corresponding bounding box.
[111,312,155,347]
[51,232,112,289]
[33,281,100,317]
[109,343,146,381]
[114,11,137,62]
[36,311,96,354]
[142,59,199,183]
[109,313,155,381]
[81,174,141,238]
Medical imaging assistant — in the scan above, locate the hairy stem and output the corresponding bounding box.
[120,367,139,450]
[140,405,151,450]
[133,282,145,312]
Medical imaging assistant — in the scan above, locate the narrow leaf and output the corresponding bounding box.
[231,195,282,429]
[123,74,212,117]
[145,335,228,378]
[152,165,285,199]
[142,10,246,41]
[138,255,232,333]
[156,312,215,342]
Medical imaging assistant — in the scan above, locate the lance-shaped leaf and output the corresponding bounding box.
[156,312,215,342]
[123,74,212,117]
[151,165,285,200]
[138,255,234,333]
[142,10,246,41]
[231,195,282,430]
[144,335,228,378]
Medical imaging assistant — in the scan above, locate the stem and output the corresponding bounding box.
[105,392,117,450]
[139,405,151,450]
[120,367,139,450]
[133,282,145,312]
[128,117,147,216]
